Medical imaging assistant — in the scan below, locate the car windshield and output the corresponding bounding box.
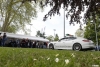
[68,37,77,40]
[58,37,77,41]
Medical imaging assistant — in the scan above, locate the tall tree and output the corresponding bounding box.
[54,34,59,41]
[0,0,43,33]
[36,30,46,38]
[84,15,100,44]
[24,0,100,26]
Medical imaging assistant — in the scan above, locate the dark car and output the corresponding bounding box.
[95,46,100,51]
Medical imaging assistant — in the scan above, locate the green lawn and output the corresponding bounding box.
[0,47,99,67]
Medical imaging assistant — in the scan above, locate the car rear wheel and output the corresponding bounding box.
[73,43,82,51]
[49,44,54,49]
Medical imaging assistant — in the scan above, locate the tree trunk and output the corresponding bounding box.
[1,0,13,32]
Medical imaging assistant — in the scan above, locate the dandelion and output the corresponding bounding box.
[33,59,37,61]
[65,59,69,64]
[55,54,59,57]
[47,58,50,60]
[71,53,75,57]
[55,58,59,62]
[92,65,99,67]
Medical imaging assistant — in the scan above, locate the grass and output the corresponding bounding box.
[0,47,100,67]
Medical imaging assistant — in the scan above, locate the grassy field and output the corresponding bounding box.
[0,47,100,67]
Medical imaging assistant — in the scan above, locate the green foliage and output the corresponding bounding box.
[0,0,43,33]
[36,30,46,38]
[54,34,59,41]
[84,16,100,44]
[0,47,100,67]
[46,35,54,41]
[45,34,59,41]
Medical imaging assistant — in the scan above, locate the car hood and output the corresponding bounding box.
[50,41,58,43]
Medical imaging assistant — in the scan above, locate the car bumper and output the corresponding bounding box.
[82,45,95,49]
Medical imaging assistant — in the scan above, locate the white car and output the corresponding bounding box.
[48,36,95,51]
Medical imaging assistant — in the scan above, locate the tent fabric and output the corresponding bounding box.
[0,32,49,42]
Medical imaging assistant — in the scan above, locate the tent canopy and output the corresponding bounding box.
[0,32,49,42]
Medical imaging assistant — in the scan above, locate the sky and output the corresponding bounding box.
[29,6,82,38]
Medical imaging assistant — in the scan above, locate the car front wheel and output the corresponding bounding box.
[73,43,82,51]
[49,44,54,49]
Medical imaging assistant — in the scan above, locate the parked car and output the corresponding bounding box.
[47,36,95,51]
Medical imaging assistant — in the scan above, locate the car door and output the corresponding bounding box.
[55,38,67,49]
[64,37,76,49]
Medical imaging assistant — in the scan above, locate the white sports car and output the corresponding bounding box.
[48,36,95,51]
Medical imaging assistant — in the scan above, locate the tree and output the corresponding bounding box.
[46,35,54,41]
[75,29,84,37]
[23,0,100,26]
[0,0,43,33]
[54,34,59,41]
[84,15,100,44]
[36,30,46,38]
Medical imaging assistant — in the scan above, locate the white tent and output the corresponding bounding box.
[0,32,49,42]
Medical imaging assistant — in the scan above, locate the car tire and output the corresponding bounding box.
[73,43,82,51]
[49,44,54,49]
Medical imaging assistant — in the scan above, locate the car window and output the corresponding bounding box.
[58,37,76,41]
[61,39,67,41]
[68,37,77,40]
[59,38,68,41]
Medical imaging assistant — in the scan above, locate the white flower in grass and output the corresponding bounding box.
[65,59,69,64]
[13,49,14,50]
[92,65,99,67]
[33,59,37,61]
[55,54,59,57]
[47,58,50,60]
[55,58,59,62]
[71,53,75,57]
